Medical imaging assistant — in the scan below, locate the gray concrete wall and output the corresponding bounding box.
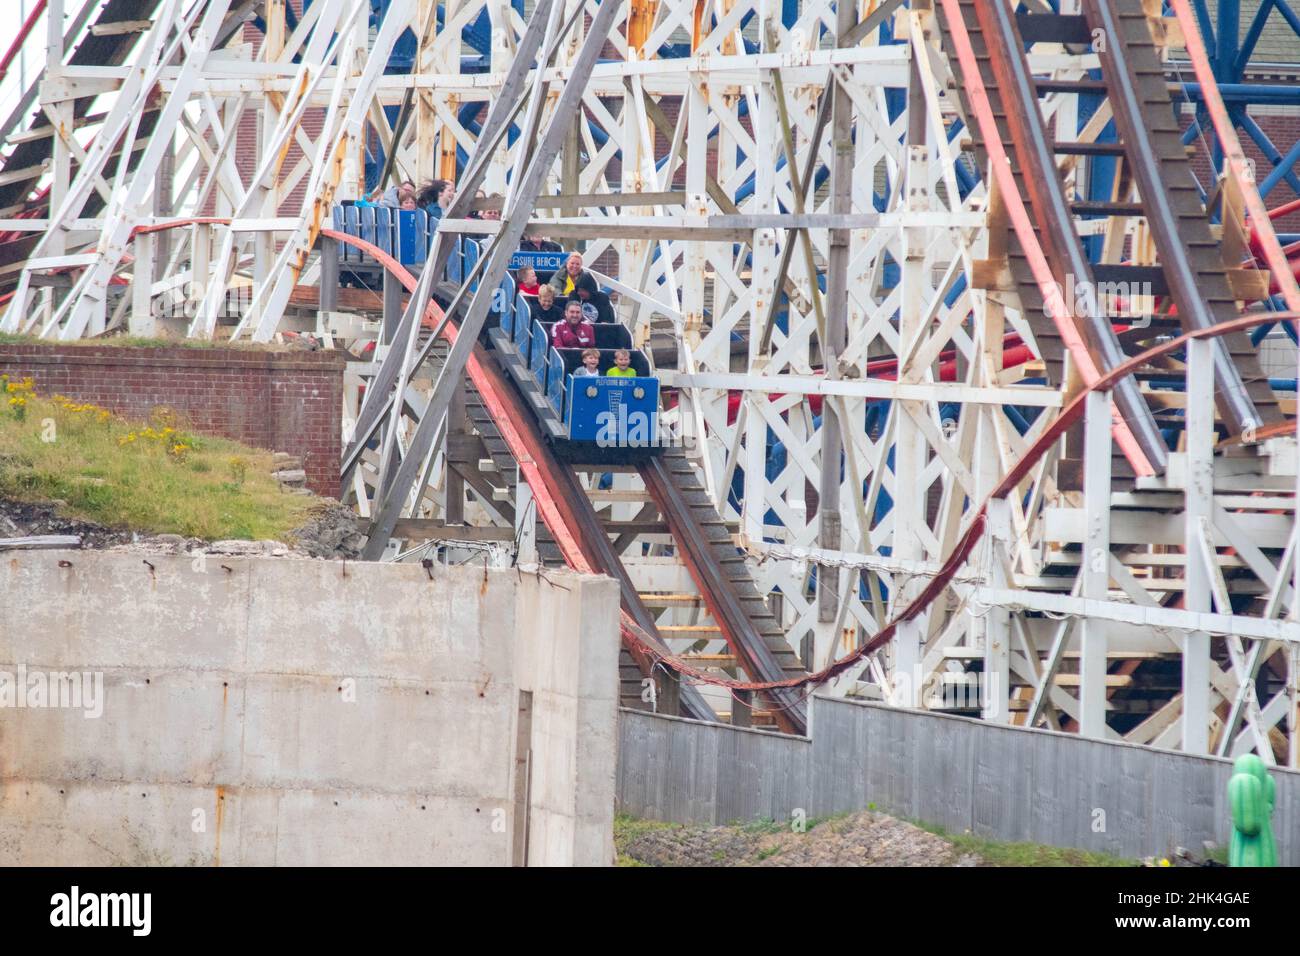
[515,569,620,865]
[0,550,619,866]
[618,696,1300,864]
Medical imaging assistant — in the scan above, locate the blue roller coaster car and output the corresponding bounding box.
[491,284,662,463]
[325,213,663,461]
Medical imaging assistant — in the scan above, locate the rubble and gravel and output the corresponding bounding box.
[279,502,368,559]
[0,496,368,561]
[620,810,982,867]
[0,498,134,550]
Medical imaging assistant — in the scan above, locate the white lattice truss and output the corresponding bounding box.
[1,0,1296,763]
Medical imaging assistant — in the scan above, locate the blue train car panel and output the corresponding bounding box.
[529,319,549,381]
[341,205,362,263]
[516,299,533,351]
[466,239,481,292]
[494,273,515,316]
[503,291,528,339]
[565,376,659,445]
[359,204,377,249]
[446,238,463,283]
[546,350,565,416]
[372,206,394,256]
[396,209,430,266]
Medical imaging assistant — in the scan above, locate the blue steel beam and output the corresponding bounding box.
[1236,108,1300,195]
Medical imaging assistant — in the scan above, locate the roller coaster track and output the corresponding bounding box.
[427,321,807,727]
[1084,0,1282,433]
[457,333,815,730]
[938,0,1282,462]
[939,1,1167,475]
[640,450,809,728]
[470,326,809,728]
[317,227,821,731]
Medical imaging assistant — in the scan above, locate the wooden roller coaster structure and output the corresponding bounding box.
[1,0,1299,762]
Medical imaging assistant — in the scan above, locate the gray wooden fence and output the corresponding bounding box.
[617,695,1299,864]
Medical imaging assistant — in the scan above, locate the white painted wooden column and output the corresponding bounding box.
[743,53,779,546]
[971,290,1011,721]
[40,0,70,330]
[251,0,287,335]
[1079,388,1113,738]
[43,0,68,259]
[486,0,514,194]
[891,138,931,707]
[516,473,537,566]
[1182,336,1214,754]
[618,28,650,335]
[341,0,369,200]
[130,232,157,336]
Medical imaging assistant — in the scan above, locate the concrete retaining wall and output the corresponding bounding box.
[618,696,1300,864]
[0,551,618,866]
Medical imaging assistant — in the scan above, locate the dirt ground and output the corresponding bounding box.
[618,810,983,867]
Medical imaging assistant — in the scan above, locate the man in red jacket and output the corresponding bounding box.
[551,301,596,349]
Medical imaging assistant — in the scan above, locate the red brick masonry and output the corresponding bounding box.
[0,344,344,498]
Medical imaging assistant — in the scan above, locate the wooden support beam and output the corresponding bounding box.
[90,20,154,36]
[389,521,515,542]
[732,689,753,728]
[529,191,687,209]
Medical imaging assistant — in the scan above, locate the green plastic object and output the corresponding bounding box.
[1228,754,1278,867]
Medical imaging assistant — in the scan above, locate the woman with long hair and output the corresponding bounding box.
[418,179,455,217]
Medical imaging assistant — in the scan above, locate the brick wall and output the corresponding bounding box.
[0,345,344,498]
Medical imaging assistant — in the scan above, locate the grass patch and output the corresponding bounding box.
[0,377,318,540]
[1202,843,1228,866]
[613,812,680,867]
[804,810,853,833]
[908,818,1136,867]
[736,816,787,835]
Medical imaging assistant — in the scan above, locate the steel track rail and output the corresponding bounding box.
[641,456,808,734]
[317,229,718,723]
[9,212,722,719]
[970,0,1169,473]
[1085,0,1277,435]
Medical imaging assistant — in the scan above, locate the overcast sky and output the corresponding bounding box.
[0,1,97,120]
[1,1,54,119]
